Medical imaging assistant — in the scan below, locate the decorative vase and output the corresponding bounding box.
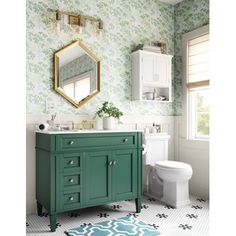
[103,116,116,130]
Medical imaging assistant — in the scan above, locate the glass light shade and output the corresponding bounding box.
[97,29,103,39]
[78,25,84,34]
[56,21,60,33]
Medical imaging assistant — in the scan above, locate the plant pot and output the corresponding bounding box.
[103,116,116,130]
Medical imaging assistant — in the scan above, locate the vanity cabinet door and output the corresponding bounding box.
[85,151,112,205]
[112,149,138,201]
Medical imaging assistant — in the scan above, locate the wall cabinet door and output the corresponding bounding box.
[112,149,137,201]
[141,53,155,83]
[85,151,112,205]
[154,55,171,87]
[141,53,171,87]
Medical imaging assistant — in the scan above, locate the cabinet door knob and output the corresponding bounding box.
[69,178,74,183]
[68,140,74,145]
[108,161,113,166]
[113,161,117,165]
[69,160,74,165]
[123,138,128,142]
[69,196,74,201]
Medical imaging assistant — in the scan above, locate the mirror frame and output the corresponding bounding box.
[54,40,100,108]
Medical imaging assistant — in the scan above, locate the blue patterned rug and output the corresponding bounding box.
[65,216,160,235]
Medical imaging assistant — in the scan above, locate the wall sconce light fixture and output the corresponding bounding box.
[55,10,103,37]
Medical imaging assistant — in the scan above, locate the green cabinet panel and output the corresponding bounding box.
[85,151,112,205]
[112,149,137,201]
[35,131,143,232]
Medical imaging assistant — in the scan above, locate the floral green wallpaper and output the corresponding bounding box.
[173,0,209,115]
[26,0,209,117]
[26,0,174,116]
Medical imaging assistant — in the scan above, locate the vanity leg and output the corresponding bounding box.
[36,201,43,216]
[135,198,141,213]
[49,214,57,232]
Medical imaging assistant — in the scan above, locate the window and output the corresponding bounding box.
[188,88,210,139]
[62,72,91,102]
[183,25,209,140]
[74,76,90,102]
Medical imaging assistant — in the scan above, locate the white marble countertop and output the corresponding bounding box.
[35,129,144,134]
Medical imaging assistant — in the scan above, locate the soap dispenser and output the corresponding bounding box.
[151,123,157,134]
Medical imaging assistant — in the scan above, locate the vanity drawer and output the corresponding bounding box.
[56,133,137,151]
[64,156,80,169]
[64,175,80,186]
[63,192,80,205]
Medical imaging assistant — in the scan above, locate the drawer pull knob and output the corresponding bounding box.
[69,140,74,145]
[113,161,117,165]
[69,160,74,165]
[69,178,74,183]
[123,138,128,142]
[69,196,74,201]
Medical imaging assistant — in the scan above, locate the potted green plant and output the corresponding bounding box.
[95,101,123,130]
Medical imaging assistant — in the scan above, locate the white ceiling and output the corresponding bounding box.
[158,0,183,5]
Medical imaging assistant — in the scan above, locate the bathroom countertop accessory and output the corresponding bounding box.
[38,123,49,131]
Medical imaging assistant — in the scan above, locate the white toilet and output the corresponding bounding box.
[143,133,193,208]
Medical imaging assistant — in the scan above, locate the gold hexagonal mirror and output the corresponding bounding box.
[54,40,100,108]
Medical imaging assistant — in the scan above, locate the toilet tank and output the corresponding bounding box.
[143,133,170,165]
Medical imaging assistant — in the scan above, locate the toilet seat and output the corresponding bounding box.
[155,161,191,170]
[154,160,193,182]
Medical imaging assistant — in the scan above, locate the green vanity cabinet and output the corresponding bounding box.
[36,131,143,232]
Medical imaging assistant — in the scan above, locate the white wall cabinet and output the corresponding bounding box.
[131,50,173,102]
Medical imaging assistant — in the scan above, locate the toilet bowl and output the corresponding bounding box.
[144,134,193,208]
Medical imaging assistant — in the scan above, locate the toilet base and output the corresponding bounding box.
[145,180,191,208]
[161,180,191,208]
[144,191,191,208]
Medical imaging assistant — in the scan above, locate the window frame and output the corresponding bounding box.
[62,71,92,102]
[182,25,209,141]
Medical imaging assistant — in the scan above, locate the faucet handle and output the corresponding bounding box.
[68,121,75,130]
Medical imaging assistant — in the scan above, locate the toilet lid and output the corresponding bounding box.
[155,161,191,170]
